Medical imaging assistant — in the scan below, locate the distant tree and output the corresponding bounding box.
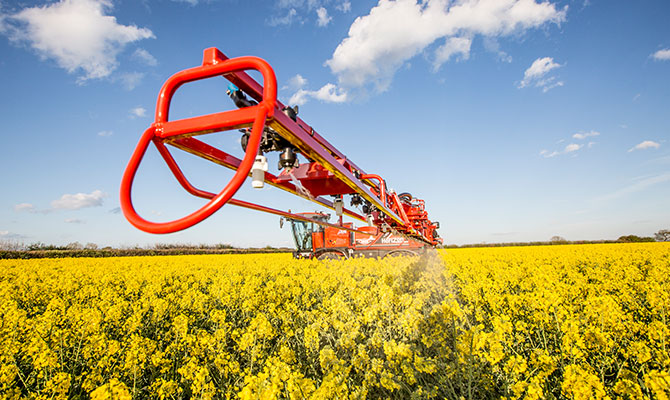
[84,242,98,250]
[66,241,83,250]
[550,236,567,242]
[0,240,24,251]
[618,235,655,243]
[28,242,46,251]
[28,242,65,250]
[654,229,670,242]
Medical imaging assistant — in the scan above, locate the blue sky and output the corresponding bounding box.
[0,0,668,247]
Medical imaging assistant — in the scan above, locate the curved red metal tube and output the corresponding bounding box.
[120,110,266,234]
[155,53,277,124]
[120,51,277,234]
[360,174,387,207]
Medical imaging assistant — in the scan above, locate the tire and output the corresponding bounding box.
[383,249,418,258]
[316,251,347,260]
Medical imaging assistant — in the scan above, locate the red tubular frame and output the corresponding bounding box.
[153,138,369,235]
[120,47,440,244]
[120,53,274,234]
[359,174,387,207]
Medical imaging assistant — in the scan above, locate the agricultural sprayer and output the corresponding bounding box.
[120,48,442,258]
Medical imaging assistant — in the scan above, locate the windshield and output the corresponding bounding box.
[290,220,314,252]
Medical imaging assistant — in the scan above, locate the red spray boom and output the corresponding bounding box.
[120,48,441,245]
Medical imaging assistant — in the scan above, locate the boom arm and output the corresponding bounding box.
[120,47,442,245]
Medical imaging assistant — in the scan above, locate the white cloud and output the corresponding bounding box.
[118,71,144,90]
[14,203,35,212]
[0,12,7,33]
[287,74,308,90]
[541,142,585,158]
[573,130,599,140]
[287,90,307,105]
[434,36,472,70]
[172,0,199,5]
[564,143,582,153]
[336,1,351,12]
[289,83,348,105]
[316,7,332,26]
[277,0,309,8]
[51,189,106,210]
[652,48,670,61]
[97,130,113,137]
[326,0,566,92]
[64,218,85,224]
[132,48,157,66]
[521,57,561,83]
[483,37,512,63]
[269,8,298,26]
[276,0,323,10]
[628,140,660,152]
[596,172,670,202]
[540,78,563,92]
[2,0,154,82]
[13,202,51,214]
[519,57,563,91]
[0,230,26,240]
[129,106,147,118]
[539,149,559,158]
[14,191,106,214]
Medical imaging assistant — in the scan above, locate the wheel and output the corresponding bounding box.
[383,249,418,258]
[316,251,347,260]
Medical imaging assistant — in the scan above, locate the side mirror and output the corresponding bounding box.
[279,217,285,229]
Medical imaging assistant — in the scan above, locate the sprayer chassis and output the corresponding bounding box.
[288,215,429,259]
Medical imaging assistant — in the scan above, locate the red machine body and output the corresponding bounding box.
[120,48,442,251]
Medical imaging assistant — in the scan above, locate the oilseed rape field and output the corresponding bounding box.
[1,244,669,399]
